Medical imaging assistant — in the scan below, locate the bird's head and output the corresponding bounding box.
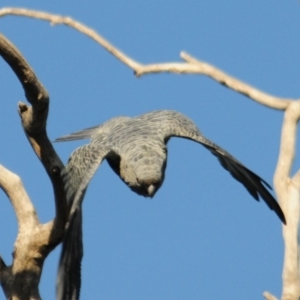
[119,145,167,198]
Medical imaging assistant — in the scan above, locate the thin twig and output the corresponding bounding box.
[0,7,141,70]
[263,291,278,300]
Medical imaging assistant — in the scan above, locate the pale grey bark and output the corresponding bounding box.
[273,102,300,300]
[0,33,67,299]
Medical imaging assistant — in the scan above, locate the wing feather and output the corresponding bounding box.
[56,142,110,300]
[155,110,286,224]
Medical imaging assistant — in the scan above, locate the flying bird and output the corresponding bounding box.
[56,110,285,299]
[57,109,285,222]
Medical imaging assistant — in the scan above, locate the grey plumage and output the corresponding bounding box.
[56,110,285,299]
[57,208,83,300]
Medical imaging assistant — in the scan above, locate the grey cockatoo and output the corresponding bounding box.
[56,110,285,300]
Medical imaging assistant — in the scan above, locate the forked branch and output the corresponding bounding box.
[0,33,67,299]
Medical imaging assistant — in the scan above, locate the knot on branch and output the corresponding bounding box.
[18,103,48,134]
[18,102,28,113]
[52,166,61,176]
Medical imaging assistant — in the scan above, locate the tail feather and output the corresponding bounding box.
[54,126,99,142]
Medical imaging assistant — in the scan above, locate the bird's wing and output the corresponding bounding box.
[57,141,111,300]
[54,116,131,143]
[155,110,285,224]
[57,207,83,300]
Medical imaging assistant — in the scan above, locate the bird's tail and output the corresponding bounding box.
[54,125,99,142]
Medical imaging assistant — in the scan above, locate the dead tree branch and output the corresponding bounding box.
[0,33,67,299]
[264,291,279,300]
[273,101,300,300]
[180,52,291,109]
[0,7,295,110]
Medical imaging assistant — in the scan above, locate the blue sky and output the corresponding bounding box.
[1,1,300,299]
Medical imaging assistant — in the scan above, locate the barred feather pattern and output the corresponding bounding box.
[55,110,286,300]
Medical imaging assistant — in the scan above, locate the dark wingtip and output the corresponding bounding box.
[281,215,287,225]
[260,193,286,224]
[266,197,286,225]
[57,208,83,300]
[249,172,286,225]
[215,152,286,224]
[245,175,286,225]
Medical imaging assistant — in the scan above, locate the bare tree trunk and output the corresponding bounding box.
[273,102,300,300]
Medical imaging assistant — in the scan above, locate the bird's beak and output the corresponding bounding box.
[147,184,156,197]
